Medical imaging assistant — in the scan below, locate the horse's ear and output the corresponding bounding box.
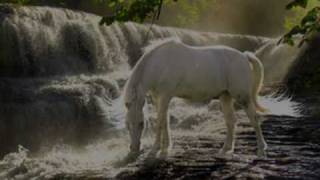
[124,86,136,109]
[125,102,131,109]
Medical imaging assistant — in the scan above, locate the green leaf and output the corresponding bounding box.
[289,25,305,34]
[286,0,308,10]
[109,2,116,7]
[301,7,320,26]
[284,37,295,46]
[99,16,115,26]
[100,0,172,26]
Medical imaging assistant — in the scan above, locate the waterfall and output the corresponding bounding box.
[255,38,305,86]
[0,4,277,156]
[0,4,308,179]
[0,4,269,77]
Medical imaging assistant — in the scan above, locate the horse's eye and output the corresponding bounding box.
[125,102,131,108]
[139,121,144,127]
[126,121,131,130]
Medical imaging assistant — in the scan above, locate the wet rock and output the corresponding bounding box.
[286,34,320,96]
[176,114,207,130]
[170,115,179,127]
[108,109,320,180]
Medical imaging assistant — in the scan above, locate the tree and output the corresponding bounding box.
[99,0,170,25]
[281,0,320,46]
[99,0,320,45]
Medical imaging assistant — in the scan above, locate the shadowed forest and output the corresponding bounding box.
[1,0,318,35]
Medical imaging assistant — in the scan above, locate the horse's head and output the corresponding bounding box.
[125,97,145,154]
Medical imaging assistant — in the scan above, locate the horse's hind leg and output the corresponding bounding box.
[219,93,237,155]
[244,101,267,157]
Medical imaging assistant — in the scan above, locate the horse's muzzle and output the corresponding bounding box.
[130,142,141,153]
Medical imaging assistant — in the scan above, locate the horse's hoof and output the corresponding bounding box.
[147,150,158,159]
[218,148,234,156]
[125,151,141,162]
[112,152,140,168]
[257,150,267,159]
[158,151,168,160]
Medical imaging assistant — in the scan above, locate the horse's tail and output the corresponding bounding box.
[244,52,268,113]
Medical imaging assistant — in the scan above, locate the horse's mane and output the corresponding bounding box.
[124,37,182,104]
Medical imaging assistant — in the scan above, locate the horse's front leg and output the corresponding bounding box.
[219,94,237,155]
[148,96,171,158]
[148,117,161,157]
[157,96,172,158]
[160,111,171,158]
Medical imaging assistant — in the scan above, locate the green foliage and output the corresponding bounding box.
[286,0,308,9]
[99,0,171,26]
[284,0,320,31]
[282,0,320,46]
[98,0,216,31]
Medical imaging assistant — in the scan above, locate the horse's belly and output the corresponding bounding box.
[175,85,223,102]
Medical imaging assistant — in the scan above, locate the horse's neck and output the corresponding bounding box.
[129,83,145,103]
[125,60,147,105]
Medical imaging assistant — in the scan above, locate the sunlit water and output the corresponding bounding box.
[260,94,302,117]
[0,94,301,179]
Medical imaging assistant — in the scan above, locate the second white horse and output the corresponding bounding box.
[124,38,268,159]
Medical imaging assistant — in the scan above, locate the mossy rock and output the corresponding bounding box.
[285,34,320,96]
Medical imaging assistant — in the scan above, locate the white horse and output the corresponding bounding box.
[124,38,268,160]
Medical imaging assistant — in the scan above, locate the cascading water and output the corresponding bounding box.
[0,4,304,179]
[0,4,270,155]
[255,38,305,85]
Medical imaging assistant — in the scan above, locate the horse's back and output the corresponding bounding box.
[141,40,253,101]
[144,41,250,79]
[147,41,247,66]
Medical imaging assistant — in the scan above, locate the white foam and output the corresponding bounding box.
[260,93,302,117]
